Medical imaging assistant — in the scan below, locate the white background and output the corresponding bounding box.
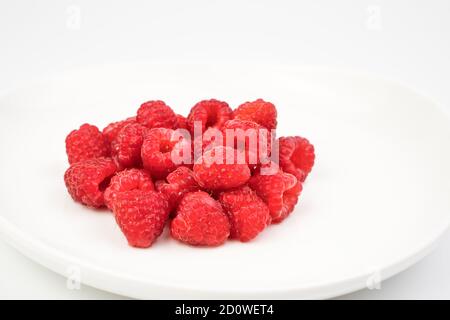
[0,0,449,299]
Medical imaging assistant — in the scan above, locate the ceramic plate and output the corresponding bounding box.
[0,63,449,299]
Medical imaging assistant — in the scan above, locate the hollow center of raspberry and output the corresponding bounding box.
[206,110,218,128]
[160,140,175,153]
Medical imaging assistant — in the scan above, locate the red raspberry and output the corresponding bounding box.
[233,99,277,130]
[102,117,136,144]
[111,123,148,168]
[112,190,169,248]
[141,128,191,179]
[65,124,110,165]
[171,191,230,246]
[248,170,302,223]
[156,167,200,212]
[136,100,177,129]
[222,119,272,166]
[219,186,271,242]
[279,136,315,182]
[283,181,302,218]
[187,99,232,133]
[64,157,118,208]
[104,169,154,210]
[193,146,251,191]
[175,114,188,130]
[198,127,225,154]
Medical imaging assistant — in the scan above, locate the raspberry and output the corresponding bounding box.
[156,167,200,212]
[141,128,191,179]
[248,170,302,223]
[111,123,148,168]
[219,186,271,242]
[65,124,110,165]
[64,157,118,208]
[104,169,154,210]
[175,114,188,130]
[171,191,230,246]
[199,127,225,153]
[233,99,277,130]
[136,100,177,129]
[187,99,232,133]
[279,136,315,182]
[193,146,251,191]
[222,119,272,166]
[102,117,136,144]
[283,181,302,218]
[112,190,169,248]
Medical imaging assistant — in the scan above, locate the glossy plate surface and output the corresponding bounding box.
[0,63,449,299]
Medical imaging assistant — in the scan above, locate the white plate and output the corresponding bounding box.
[0,63,449,299]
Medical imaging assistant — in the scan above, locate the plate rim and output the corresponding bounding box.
[0,214,448,299]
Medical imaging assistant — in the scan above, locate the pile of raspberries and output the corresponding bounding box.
[64,99,315,248]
